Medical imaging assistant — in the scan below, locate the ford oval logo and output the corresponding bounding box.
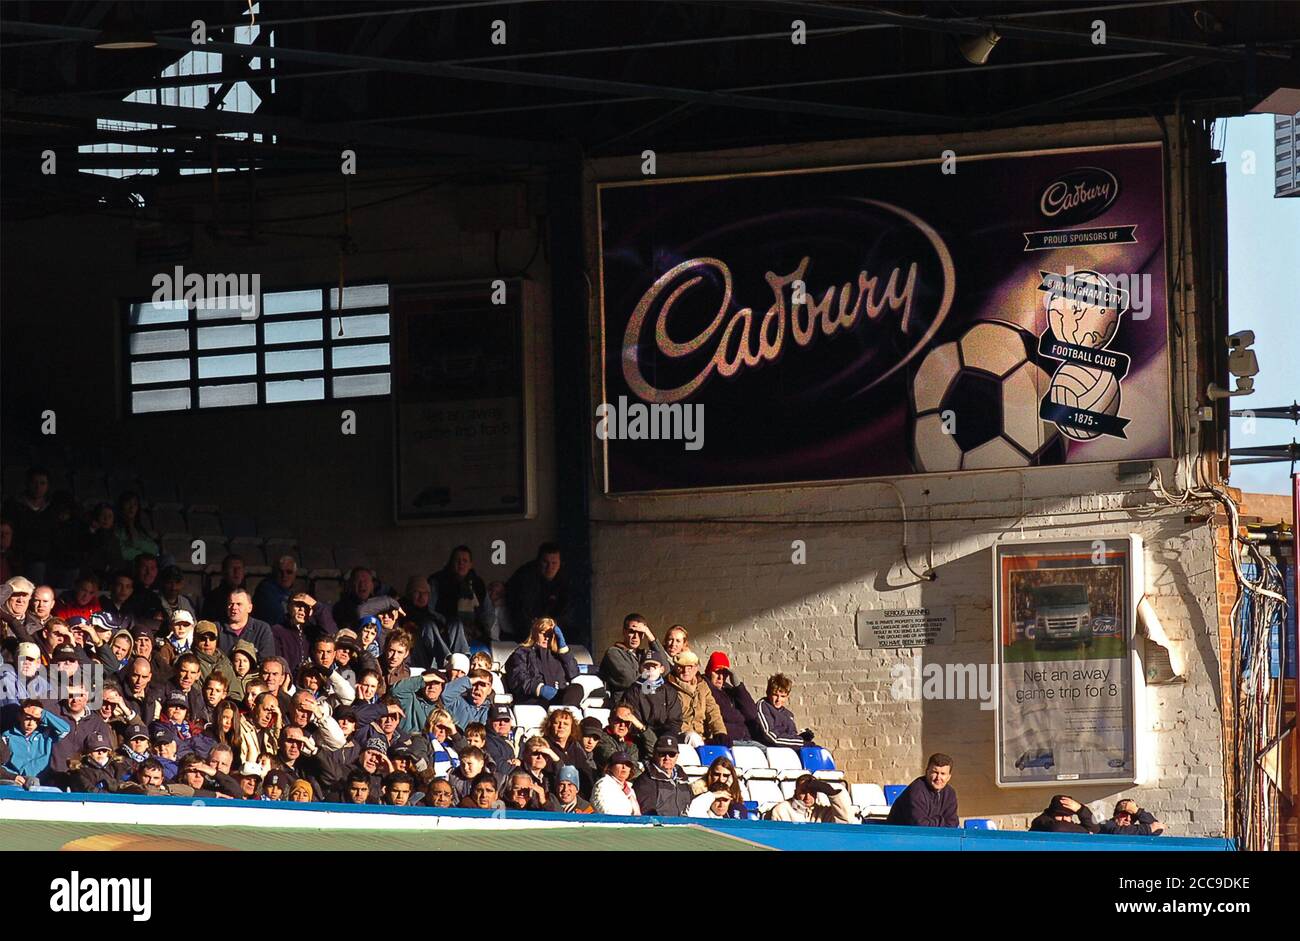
[1038,167,1119,224]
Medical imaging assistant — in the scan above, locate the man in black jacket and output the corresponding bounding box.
[505,543,571,641]
[632,734,693,817]
[1029,795,1100,833]
[704,651,761,744]
[886,753,960,828]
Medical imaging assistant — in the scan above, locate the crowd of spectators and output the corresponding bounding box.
[1,468,1166,832]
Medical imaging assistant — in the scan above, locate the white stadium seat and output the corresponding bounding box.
[584,707,610,727]
[746,779,785,813]
[764,746,805,781]
[850,783,891,820]
[676,742,703,776]
[491,641,518,670]
[569,644,594,666]
[731,745,777,780]
[570,674,607,707]
[511,704,548,735]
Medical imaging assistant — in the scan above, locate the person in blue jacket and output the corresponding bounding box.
[504,617,583,707]
[1,698,71,784]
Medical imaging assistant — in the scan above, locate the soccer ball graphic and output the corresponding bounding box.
[910,321,1065,472]
[1048,363,1121,441]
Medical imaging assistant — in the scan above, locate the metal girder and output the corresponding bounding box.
[5,92,571,161]
[0,18,966,129]
[776,2,1283,61]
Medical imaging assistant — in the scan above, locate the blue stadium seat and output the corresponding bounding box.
[964,819,998,829]
[884,784,907,805]
[799,746,836,772]
[695,745,734,769]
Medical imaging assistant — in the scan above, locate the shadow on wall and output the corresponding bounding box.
[591,516,1221,830]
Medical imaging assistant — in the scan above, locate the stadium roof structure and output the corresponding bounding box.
[2,0,1297,209]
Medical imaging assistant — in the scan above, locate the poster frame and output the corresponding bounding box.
[991,533,1146,788]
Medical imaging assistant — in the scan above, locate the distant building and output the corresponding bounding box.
[1277,113,1299,198]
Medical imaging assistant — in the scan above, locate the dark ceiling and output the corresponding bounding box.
[2,1,1297,204]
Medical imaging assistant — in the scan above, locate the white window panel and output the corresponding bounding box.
[132,387,191,413]
[332,343,390,370]
[131,299,188,325]
[196,293,257,320]
[198,353,257,379]
[333,373,391,398]
[263,289,322,316]
[266,378,325,403]
[130,329,189,355]
[131,359,191,385]
[336,313,390,339]
[264,319,323,345]
[198,383,258,408]
[329,284,388,310]
[265,348,323,374]
[197,323,257,349]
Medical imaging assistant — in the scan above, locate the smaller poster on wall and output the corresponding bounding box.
[391,280,533,522]
[994,535,1144,787]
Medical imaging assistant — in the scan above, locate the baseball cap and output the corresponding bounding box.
[194,620,219,639]
[654,733,680,755]
[488,704,512,723]
[52,644,80,663]
[705,651,731,674]
[556,765,580,788]
[65,615,91,630]
[445,653,470,673]
[125,723,149,742]
[171,609,195,626]
[16,642,39,661]
[239,762,265,779]
[674,650,700,668]
[130,626,155,640]
[607,752,635,768]
[150,726,178,746]
[264,769,292,790]
[86,731,113,752]
[579,717,604,739]
[165,691,189,709]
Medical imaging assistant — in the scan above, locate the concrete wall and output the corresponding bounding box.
[0,170,558,588]
[582,118,1228,833]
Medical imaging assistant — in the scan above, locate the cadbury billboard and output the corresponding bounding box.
[597,143,1172,493]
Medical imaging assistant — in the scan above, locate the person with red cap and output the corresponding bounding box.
[703,651,762,745]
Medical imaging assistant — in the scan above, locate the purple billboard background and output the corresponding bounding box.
[598,143,1171,493]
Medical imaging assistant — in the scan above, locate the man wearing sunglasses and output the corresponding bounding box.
[598,613,669,700]
[603,704,654,769]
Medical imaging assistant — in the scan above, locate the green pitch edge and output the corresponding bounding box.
[0,820,767,852]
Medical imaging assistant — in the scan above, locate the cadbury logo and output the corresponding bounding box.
[1038,167,1119,224]
[621,199,955,405]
